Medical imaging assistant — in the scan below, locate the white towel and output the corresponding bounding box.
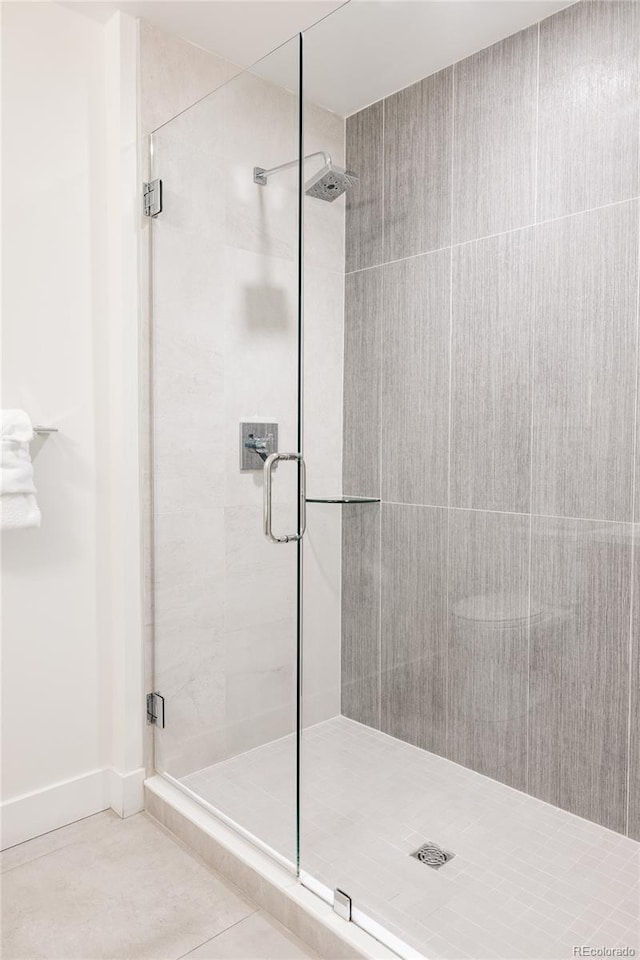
[1,410,41,529]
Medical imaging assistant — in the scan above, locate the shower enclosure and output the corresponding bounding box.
[149,3,640,957]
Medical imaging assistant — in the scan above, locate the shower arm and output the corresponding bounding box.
[253,151,332,186]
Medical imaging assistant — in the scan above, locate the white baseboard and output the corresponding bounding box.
[1,765,145,850]
[0,769,110,850]
[108,766,145,818]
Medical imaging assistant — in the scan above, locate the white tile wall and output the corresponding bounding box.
[139,21,230,137]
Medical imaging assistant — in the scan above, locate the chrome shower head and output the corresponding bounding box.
[305,163,359,202]
[254,152,359,202]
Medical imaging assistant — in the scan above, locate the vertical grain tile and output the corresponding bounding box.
[528,517,632,833]
[384,68,452,261]
[450,228,534,513]
[345,102,383,272]
[537,0,640,222]
[341,505,381,728]
[532,201,639,521]
[343,267,383,498]
[380,504,447,753]
[628,525,640,840]
[453,26,537,243]
[381,249,450,507]
[447,509,530,790]
[636,351,640,525]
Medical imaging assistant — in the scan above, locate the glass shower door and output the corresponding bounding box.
[149,37,304,869]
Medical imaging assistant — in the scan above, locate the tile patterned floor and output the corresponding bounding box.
[183,717,640,960]
[0,811,318,960]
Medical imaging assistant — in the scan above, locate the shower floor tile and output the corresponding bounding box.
[182,717,640,960]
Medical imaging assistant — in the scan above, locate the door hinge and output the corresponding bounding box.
[333,889,352,921]
[143,179,163,218]
[146,691,165,727]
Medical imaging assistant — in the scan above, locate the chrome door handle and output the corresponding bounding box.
[263,452,306,543]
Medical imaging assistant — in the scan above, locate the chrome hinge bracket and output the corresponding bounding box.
[333,888,352,921]
[146,691,165,727]
[143,179,163,218]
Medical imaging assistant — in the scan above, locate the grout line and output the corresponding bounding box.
[0,840,83,877]
[340,114,348,725]
[379,501,635,527]
[624,199,640,836]
[344,195,640,277]
[525,20,541,799]
[447,63,455,516]
[525,282,536,797]
[343,114,348,279]
[337,234,345,717]
[444,495,452,761]
[525,352,535,800]
[533,21,541,225]
[378,496,382,732]
[175,912,261,960]
[377,95,385,733]
[381,96,385,273]
[444,63,456,759]
[377,293,384,733]
[347,241,454,277]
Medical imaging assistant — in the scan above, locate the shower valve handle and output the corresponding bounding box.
[245,433,273,462]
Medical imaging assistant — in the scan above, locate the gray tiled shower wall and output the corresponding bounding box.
[341,0,640,840]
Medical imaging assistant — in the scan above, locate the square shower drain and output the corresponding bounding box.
[410,841,455,869]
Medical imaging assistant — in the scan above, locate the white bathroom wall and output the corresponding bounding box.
[0,2,143,847]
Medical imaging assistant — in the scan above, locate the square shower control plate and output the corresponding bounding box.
[240,422,278,470]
